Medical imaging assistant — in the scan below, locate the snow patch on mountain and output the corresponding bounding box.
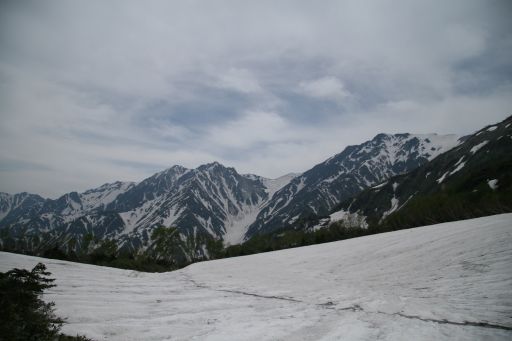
[488,179,499,190]
[221,173,297,245]
[330,209,350,222]
[470,140,489,154]
[80,182,135,211]
[372,181,388,189]
[261,173,298,199]
[454,156,465,167]
[119,197,175,236]
[223,205,262,245]
[329,209,368,229]
[382,197,399,220]
[449,161,466,176]
[437,171,449,184]
[412,133,461,160]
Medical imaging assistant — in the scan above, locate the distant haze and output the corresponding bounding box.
[0,0,511,198]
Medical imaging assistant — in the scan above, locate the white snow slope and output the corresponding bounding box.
[1,214,511,340]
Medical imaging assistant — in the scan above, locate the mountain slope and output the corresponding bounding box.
[0,192,46,227]
[0,163,296,257]
[1,213,511,340]
[246,133,460,237]
[0,131,461,257]
[108,162,280,249]
[0,182,136,255]
[329,115,512,229]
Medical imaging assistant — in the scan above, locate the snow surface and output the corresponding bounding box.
[449,161,466,176]
[1,214,511,340]
[329,209,350,222]
[410,133,460,160]
[223,205,261,246]
[488,179,499,190]
[436,159,467,183]
[381,197,399,219]
[454,156,465,167]
[329,209,368,229]
[223,173,297,245]
[371,181,387,189]
[437,171,449,184]
[80,182,135,211]
[261,173,298,199]
[353,134,459,175]
[470,140,489,154]
[311,217,331,231]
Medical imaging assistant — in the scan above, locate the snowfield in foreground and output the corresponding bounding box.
[1,214,512,340]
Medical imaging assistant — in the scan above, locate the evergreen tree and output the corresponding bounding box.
[0,263,62,341]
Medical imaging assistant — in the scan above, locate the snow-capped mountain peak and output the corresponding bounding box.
[0,131,462,254]
[80,181,136,211]
[262,173,300,199]
[246,133,461,237]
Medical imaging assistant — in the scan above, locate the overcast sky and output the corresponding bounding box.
[1,0,511,198]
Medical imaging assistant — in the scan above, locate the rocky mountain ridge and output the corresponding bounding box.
[246,133,460,236]
[0,132,463,257]
[324,116,512,230]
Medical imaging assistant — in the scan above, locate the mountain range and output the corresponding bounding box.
[325,115,512,231]
[1,116,510,261]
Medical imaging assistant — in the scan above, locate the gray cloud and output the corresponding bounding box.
[298,76,351,102]
[0,0,511,198]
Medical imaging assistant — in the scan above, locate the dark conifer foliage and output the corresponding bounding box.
[0,263,93,341]
[0,263,62,341]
